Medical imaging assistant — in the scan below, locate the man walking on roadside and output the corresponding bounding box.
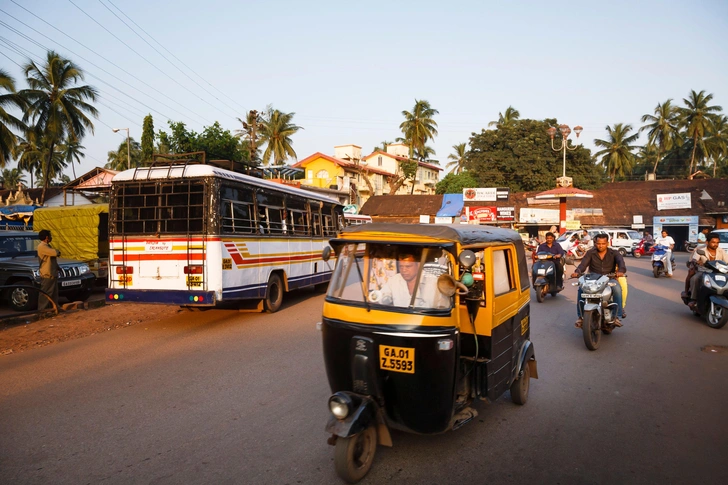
[37,229,60,311]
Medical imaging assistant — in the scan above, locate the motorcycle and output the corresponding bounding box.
[524,237,540,253]
[684,241,698,252]
[651,245,676,278]
[573,273,620,350]
[680,252,728,329]
[632,239,655,258]
[532,252,563,302]
[562,241,586,266]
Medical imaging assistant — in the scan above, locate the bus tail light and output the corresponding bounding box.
[184,265,204,274]
[116,266,133,275]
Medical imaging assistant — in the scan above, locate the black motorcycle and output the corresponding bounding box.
[532,252,563,303]
[681,255,728,329]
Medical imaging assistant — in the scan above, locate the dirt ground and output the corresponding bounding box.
[0,302,182,355]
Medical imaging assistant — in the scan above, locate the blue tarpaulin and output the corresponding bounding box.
[436,194,464,217]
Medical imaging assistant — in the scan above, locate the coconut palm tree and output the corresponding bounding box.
[679,90,722,176]
[446,143,468,174]
[59,139,85,179]
[705,115,728,177]
[0,69,27,167]
[400,99,439,160]
[106,138,142,170]
[0,168,27,189]
[488,106,521,128]
[593,123,640,182]
[235,109,264,164]
[414,145,436,162]
[20,51,98,203]
[640,99,681,174]
[259,107,302,166]
[14,130,47,188]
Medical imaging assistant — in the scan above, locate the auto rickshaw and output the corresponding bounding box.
[320,224,537,483]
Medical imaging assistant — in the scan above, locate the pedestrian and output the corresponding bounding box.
[37,229,60,311]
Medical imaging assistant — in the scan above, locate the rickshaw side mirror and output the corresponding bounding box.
[437,274,469,297]
[458,250,476,269]
[322,246,332,262]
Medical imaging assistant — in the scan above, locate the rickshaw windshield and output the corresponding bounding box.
[327,243,453,311]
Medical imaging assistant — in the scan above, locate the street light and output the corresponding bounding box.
[547,124,583,178]
[112,127,130,170]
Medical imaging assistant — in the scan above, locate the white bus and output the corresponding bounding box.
[343,213,373,225]
[105,162,343,312]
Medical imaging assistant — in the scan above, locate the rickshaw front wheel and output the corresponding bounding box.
[510,361,530,405]
[334,426,377,484]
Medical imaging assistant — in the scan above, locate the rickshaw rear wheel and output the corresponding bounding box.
[510,361,530,405]
[334,426,377,484]
[582,311,602,351]
[263,273,284,313]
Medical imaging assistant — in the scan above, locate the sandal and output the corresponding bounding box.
[622,310,626,319]
[575,317,583,328]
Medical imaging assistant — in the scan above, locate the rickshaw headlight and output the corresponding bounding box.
[329,393,353,420]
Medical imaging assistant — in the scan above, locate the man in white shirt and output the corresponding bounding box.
[379,254,445,308]
[655,230,676,277]
[687,233,727,310]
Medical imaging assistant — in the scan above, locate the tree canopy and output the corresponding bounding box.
[466,118,604,192]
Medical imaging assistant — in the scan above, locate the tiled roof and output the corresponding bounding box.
[361,194,443,217]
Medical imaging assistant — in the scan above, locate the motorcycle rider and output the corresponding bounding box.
[643,231,654,251]
[654,230,676,277]
[571,233,626,328]
[535,232,565,290]
[685,233,727,312]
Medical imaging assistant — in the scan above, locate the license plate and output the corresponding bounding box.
[379,345,414,374]
[716,275,726,282]
[62,279,81,287]
[537,269,546,275]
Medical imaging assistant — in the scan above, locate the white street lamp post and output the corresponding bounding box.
[547,124,583,178]
[112,127,130,170]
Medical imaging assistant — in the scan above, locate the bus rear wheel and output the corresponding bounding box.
[264,273,284,313]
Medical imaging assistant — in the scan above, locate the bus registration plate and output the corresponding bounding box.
[379,345,414,374]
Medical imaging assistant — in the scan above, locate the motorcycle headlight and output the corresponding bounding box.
[328,392,353,420]
[703,274,712,289]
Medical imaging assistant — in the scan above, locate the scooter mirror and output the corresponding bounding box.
[696,248,706,257]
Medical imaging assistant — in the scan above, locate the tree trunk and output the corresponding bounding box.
[689,134,698,175]
[651,147,662,174]
[40,141,54,205]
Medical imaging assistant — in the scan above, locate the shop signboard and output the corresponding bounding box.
[419,214,431,224]
[519,208,575,224]
[496,206,515,221]
[656,193,691,210]
[463,188,497,202]
[467,206,497,223]
[653,215,699,241]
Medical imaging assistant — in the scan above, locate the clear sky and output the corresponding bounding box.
[1,0,727,179]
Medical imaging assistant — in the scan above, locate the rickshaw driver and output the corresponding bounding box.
[379,253,447,308]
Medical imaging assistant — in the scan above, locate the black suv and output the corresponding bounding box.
[0,231,95,311]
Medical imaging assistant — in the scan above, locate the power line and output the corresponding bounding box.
[1,4,208,126]
[99,0,241,119]
[105,0,248,113]
[67,0,239,122]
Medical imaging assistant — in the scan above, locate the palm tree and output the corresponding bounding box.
[400,99,439,160]
[640,99,681,174]
[14,130,47,188]
[0,69,27,167]
[488,106,521,128]
[593,123,640,182]
[414,145,436,162]
[235,109,264,163]
[679,90,722,176]
[446,143,468,174]
[106,138,142,170]
[59,139,85,179]
[0,167,27,189]
[259,107,302,166]
[705,115,728,177]
[20,51,98,204]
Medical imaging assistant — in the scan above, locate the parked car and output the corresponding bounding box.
[0,231,95,311]
[592,228,643,256]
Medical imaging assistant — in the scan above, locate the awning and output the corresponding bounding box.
[436,194,463,217]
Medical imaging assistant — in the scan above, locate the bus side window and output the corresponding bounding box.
[313,213,322,237]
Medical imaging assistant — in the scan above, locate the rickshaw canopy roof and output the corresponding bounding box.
[338,223,523,247]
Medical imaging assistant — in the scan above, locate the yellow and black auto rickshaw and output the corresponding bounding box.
[320,223,537,483]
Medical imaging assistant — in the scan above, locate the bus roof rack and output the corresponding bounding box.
[144,152,261,179]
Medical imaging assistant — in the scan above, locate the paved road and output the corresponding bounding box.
[1,254,727,484]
